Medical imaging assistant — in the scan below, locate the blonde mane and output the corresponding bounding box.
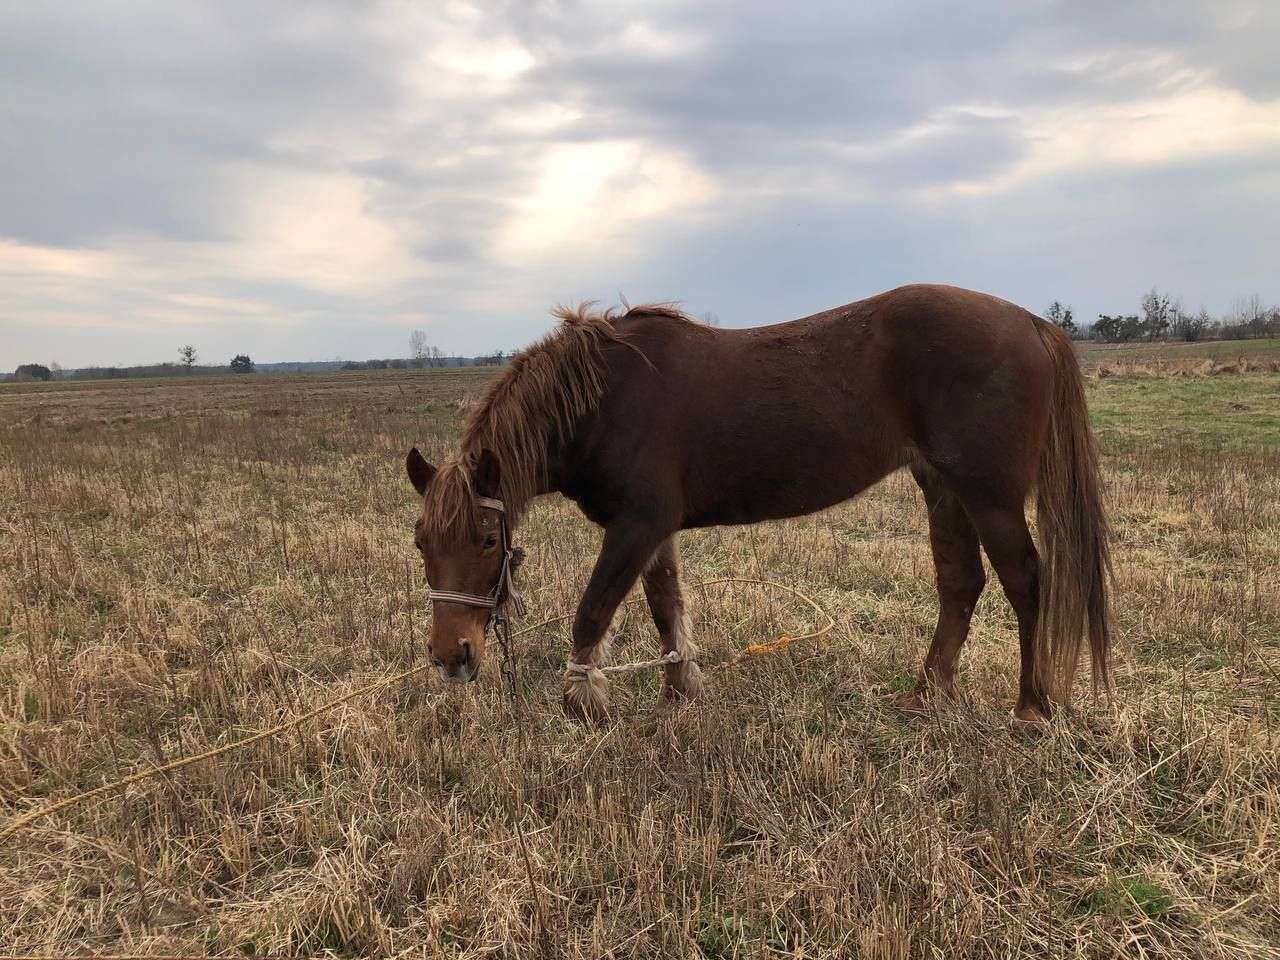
[423,303,682,537]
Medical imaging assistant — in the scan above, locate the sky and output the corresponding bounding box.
[2,1,1279,368]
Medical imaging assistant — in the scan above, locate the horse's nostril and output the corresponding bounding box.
[459,639,472,665]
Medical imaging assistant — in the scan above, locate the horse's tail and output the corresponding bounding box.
[1032,319,1112,703]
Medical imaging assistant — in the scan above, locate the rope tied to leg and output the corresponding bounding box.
[1,577,832,845]
[564,649,682,680]
[561,577,832,677]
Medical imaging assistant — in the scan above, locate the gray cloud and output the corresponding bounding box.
[1,0,1277,368]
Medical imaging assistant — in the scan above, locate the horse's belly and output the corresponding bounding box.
[681,436,905,528]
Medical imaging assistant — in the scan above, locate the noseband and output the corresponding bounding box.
[426,496,527,627]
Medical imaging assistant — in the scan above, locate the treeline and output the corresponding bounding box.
[337,351,512,371]
[5,353,516,383]
[71,362,229,379]
[7,361,225,382]
[1046,290,1280,343]
[7,362,251,382]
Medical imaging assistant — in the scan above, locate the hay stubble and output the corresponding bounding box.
[1,367,1278,957]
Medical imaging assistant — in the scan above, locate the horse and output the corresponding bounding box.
[405,283,1111,725]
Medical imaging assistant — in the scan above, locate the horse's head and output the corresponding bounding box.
[405,446,521,684]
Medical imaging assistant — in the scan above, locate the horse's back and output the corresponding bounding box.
[580,285,1058,526]
[610,284,1054,421]
[614,283,1049,361]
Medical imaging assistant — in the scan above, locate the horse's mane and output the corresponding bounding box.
[423,303,693,537]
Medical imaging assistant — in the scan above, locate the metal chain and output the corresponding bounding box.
[494,612,520,707]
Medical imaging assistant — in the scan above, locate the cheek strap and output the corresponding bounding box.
[426,497,527,622]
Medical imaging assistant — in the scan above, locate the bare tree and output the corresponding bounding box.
[1230,294,1267,337]
[409,329,428,360]
[1140,287,1172,340]
[49,361,63,379]
[179,345,197,371]
[1171,304,1210,342]
[699,311,721,327]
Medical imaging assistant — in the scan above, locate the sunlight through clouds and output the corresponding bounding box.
[493,140,719,264]
[230,167,424,293]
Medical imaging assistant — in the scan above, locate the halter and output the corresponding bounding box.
[425,496,527,625]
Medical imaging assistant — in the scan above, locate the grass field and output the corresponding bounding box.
[2,359,1278,958]
[1077,338,1280,376]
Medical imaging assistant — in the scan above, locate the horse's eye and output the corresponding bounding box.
[483,534,499,551]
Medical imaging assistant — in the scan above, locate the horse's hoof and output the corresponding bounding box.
[1008,705,1049,737]
[662,659,703,703]
[887,690,931,719]
[562,673,610,724]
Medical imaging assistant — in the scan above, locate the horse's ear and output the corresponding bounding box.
[474,448,501,499]
[406,448,436,496]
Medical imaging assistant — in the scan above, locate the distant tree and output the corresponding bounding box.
[49,361,63,379]
[1229,294,1268,338]
[1140,287,1173,340]
[410,329,429,360]
[1093,314,1142,343]
[1043,300,1076,336]
[14,363,52,381]
[179,345,197,371]
[229,354,255,374]
[1171,305,1210,342]
[700,311,721,327]
[389,358,406,369]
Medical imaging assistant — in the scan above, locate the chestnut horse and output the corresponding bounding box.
[405,284,1110,724]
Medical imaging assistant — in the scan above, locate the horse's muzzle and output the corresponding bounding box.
[430,638,481,684]
[437,662,480,684]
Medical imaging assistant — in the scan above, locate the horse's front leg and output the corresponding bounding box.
[563,519,668,723]
[642,534,703,703]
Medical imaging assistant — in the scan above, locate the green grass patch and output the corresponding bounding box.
[1086,374,1280,450]
[697,895,752,958]
[1079,875,1177,921]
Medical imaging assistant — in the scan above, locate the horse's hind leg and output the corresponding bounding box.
[642,535,703,703]
[896,464,986,715]
[955,495,1050,724]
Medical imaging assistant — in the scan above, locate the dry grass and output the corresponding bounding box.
[1,367,1278,958]
[1078,338,1280,379]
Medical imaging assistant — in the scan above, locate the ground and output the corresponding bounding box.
[1,351,1278,958]
[1077,337,1280,373]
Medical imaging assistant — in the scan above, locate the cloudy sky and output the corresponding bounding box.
[2,1,1278,368]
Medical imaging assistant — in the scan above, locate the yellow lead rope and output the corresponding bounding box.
[0,577,833,845]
